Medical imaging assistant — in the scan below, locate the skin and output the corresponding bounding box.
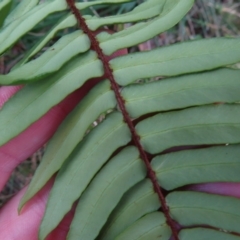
[0,49,239,239]
[0,83,90,240]
[0,47,127,240]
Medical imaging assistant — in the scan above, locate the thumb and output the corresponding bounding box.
[0,179,53,240]
[0,177,74,240]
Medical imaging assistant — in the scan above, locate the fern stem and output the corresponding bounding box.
[66,1,179,238]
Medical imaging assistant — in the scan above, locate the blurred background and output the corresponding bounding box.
[0,0,240,207]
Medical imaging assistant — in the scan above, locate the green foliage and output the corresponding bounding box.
[0,0,12,28]
[1,0,240,239]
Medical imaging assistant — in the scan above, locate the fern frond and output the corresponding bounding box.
[0,0,240,239]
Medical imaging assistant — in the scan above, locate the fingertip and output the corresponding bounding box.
[188,182,240,198]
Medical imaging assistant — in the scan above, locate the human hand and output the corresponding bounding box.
[0,82,97,239]
[0,45,128,240]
